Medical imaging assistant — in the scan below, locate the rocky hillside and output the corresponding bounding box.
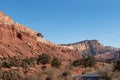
[0,11,78,60]
[61,40,107,56]
[0,11,119,60]
[61,40,120,60]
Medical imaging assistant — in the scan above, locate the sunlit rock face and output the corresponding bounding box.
[0,12,77,60]
[0,11,14,24]
[61,40,107,56]
[0,12,38,58]
[0,11,119,60]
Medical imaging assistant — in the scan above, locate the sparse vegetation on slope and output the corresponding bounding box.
[37,53,51,65]
[113,59,120,71]
[51,57,61,68]
[72,56,96,68]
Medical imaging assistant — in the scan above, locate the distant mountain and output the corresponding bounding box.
[105,46,120,52]
[0,11,119,60]
[61,40,120,60]
[61,40,107,56]
[95,46,120,60]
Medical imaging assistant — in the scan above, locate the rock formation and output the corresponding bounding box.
[0,11,119,60]
[61,40,107,56]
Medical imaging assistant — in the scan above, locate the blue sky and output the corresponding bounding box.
[0,0,120,47]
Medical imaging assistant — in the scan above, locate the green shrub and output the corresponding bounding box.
[22,58,31,65]
[113,60,120,71]
[72,59,81,67]
[37,53,51,65]
[72,56,96,67]
[51,57,61,68]
[83,56,95,67]
[21,61,30,75]
[9,57,22,67]
[22,57,36,67]
[2,70,20,80]
[37,33,44,38]
[2,61,11,68]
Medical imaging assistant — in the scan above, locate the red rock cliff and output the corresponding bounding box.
[0,12,118,60]
[0,12,77,60]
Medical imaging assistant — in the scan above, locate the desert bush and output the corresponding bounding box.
[37,53,51,65]
[72,59,81,67]
[21,61,30,75]
[83,56,95,67]
[72,56,96,67]
[37,33,44,38]
[51,57,61,68]
[24,57,36,67]
[22,58,32,65]
[29,57,37,66]
[113,60,120,71]
[8,57,22,68]
[1,57,22,68]
[2,61,11,68]
[2,70,20,80]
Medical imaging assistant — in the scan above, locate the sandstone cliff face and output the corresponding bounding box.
[0,12,78,60]
[61,40,107,56]
[0,11,36,36]
[61,40,119,59]
[0,12,14,24]
[0,12,118,60]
